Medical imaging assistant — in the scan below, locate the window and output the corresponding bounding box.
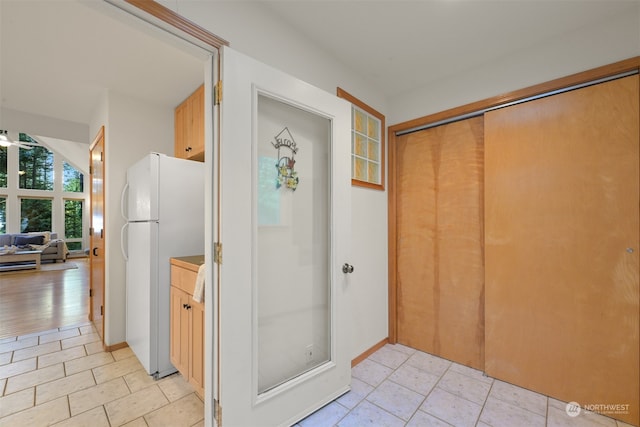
[19,145,54,190]
[20,198,52,232]
[2,131,89,251]
[337,87,385,190]
[63,162,84,192]
[0,146,6,188]
[0,198,5,234]
[64,199,83,251]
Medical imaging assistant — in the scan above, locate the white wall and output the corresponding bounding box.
[159,0,391,359]
[389,6,640,125]
[37,136,89,175]
[89,89,177,346]
[1,108,89,144]
[85,0,638,358]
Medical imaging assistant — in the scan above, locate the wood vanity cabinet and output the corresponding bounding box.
[174,84,205,162]
[170,257,205,397]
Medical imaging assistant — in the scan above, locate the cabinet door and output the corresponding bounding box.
[187,85,205,161]
[189,298,205,397]
[170,286,189,375]
[174,101,188,159]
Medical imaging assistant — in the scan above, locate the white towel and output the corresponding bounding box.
[192,263,206,303]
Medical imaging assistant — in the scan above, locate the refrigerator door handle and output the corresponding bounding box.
[121,182,130,221]
[121,223,129,261]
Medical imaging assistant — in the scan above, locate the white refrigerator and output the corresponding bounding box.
[121,152,205,378]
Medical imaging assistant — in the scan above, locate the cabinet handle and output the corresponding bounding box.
[185,147,192,152]
[182,303,192,310]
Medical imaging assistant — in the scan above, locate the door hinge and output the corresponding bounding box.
[90,227,94,236]
[89,166,93,175]
[214,399,221,423]
[89,289,93,297]
[214,242,223,264]
[100,151,104,161]
[100,229,104,239]
[214,81,222,105]
[100,305,104,316]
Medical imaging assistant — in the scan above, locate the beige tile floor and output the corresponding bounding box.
[0,322,203,426]
[295,344,634,427]
[0,323,634,427]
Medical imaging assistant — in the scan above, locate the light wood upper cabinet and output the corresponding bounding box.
[175,84,205,162]
[170,257,205,398]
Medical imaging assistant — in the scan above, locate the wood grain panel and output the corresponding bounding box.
[125,0,229,49]
[485,76,639,425]
[171,264,198,295]
[396,116,484,369]
[90,127,105,343]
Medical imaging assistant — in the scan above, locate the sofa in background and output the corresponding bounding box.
[0,232,68,263]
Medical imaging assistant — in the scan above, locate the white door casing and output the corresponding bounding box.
[213,46,352,427]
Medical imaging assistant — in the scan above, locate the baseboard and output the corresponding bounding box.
[105,341,129,352]
[351,337,389,367]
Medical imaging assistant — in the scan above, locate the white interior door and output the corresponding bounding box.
[214,46,352,427]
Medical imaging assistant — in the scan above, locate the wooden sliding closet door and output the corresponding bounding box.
[396,117,484,369]
[485,76,639,425]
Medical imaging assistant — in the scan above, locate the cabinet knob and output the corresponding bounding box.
[185,147,192,152]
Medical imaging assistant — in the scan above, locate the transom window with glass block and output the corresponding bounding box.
[338,88,385,190]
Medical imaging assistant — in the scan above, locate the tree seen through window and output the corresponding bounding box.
[19,146,54,190]
[20,198,52,232]
[0,146,7,188]
[63,162,84,192]
[0,198,6,234]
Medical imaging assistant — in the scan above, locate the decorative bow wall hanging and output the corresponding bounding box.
[271,127,299,191]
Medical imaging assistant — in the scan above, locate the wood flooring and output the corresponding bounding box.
[0,258,89,339]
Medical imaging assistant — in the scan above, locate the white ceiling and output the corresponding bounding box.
[1,0,637,137]
[262,0,637,98]
[0,0,206,129]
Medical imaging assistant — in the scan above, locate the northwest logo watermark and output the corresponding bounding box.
[565,401,630,417]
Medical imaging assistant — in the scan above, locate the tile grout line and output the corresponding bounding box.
[365,346,451,426]
[401,349,448,426]
[545,392,549,427]
[339,354,399,426]
[475,374,496,427]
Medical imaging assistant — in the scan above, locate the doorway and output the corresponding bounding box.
[89,127,105,342]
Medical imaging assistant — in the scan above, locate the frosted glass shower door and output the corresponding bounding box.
[216,46,352,427]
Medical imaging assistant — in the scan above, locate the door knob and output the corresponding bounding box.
[342,263,354,274]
